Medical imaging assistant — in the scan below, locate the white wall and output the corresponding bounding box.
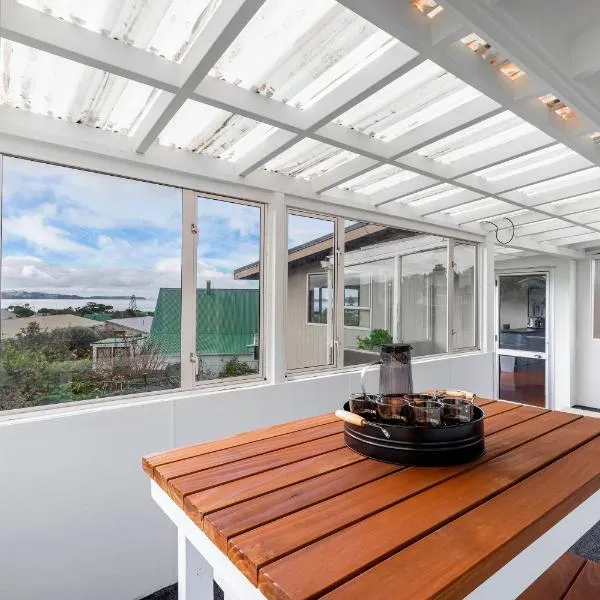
[576,259,600,409]
[0,352,493,600]
[495,255,577,410]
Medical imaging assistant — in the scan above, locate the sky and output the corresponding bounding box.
[2,157,261,299]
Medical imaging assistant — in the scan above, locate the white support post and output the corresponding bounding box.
[181,189,198,389]
[265,193,287,384]
[335,217,346,368]
[178,531,213,600]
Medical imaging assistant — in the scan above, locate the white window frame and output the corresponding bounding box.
[181,190,266,390]
[593,259,600,340]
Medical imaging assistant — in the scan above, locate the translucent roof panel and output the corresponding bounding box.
[335,61,483,142]
[0,40,161,135]
[399,183,465,207]
[339,164,419,195]
[17,0,220,63]
[416,111,537,164]
[158,100,278,162]
[517,167,600,197]
[264,139,360,180]
[474,144,579,182]
[210,0,402,109]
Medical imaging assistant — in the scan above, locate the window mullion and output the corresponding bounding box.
[335,217,345,367]
[447,239,456,353]
[180,189,198,389]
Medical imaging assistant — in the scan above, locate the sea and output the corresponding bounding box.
[1,298,157,313]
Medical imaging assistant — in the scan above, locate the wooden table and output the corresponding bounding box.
[143,399,600,599]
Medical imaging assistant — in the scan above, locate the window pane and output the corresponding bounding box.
[401,249,448,357]
[0,157,182,411]
[287,214,335,370]
[196,196,261,382]
[453,243,477,349]
[595,260,600,339]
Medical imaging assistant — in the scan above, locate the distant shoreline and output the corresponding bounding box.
[1,294,147,300]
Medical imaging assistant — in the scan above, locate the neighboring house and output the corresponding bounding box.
[0,313,103,340]
[103,316,154,336]
[149,287,259,375]
[91,336,143,370]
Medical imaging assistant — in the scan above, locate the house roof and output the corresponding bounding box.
[149,288,259,356]
[106,316,154,333]
[0,314,102,339]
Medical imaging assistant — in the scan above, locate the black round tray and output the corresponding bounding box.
[342,401,485,466]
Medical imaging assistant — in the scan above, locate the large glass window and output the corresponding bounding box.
[0,157,182,411]
[287,213,336,371]
[196,195,262,382]
[453,243,477,349]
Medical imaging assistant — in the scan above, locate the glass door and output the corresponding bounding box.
[497,273,548,407]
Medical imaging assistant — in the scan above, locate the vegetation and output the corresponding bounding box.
[7,304,35,317]
[356,328,393,351]
[218,357,256,378]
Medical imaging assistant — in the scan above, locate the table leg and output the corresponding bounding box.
[178,530,214,600]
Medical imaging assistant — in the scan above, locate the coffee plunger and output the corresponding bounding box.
[360,343,413,399]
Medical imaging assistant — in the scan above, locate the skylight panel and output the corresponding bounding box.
[158,100,277,162]
[444,197,495,216]
[475,145,579,182]
[416,112,537,164]
[395,184,463,207]
[340,165,419,195]
[335,61,482,142]
[264,139,359,180]
[0,40,160,135]
[210,0,402,109]
[461,33,526,81]
[518,167,600,196]
[544,190,600,210]
[16,0,221,63]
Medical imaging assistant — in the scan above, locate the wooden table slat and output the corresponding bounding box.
[318,434,600,600]
[168,433,344,505]
[478,400,520,418]
[142,413,338,475]
[154,421,343,487]
[229,411,585,587]
[202,459,401,552]
[255,417,600,598]
[517,552,586,600]
[484,404,547,435]
[563,559,600,599]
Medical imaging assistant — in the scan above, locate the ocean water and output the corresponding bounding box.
[1,298,157,313]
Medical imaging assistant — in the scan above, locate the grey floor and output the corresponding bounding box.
[142,521,600,600]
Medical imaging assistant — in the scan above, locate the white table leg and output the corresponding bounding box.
[178,530,214,600]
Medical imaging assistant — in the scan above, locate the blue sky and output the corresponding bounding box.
[2,157,261,298]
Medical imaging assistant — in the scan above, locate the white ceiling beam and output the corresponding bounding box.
[570,23,600,79]
[418,190,483,216]
[235,131,299,178]
[555,198,600,217]
[312,157,379,194]
[530,226,594,243]
[134,0,267,154]
[495,238,587,260]
[502,179,600,206]
[0,0,182,90]
[372,180,440,207]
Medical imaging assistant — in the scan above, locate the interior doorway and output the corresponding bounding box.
[496,273,549,408]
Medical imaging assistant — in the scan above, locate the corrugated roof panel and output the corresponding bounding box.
[474,144,579,182]
[416,111,537,164]
[398,183,464,207]
[335,61,482,141]
[0,40,161,135]
[340,164,419,195]
[264,139,359,180]
[157,100,278,162]
[210,0,403,109]
[17,0,221,63]
[518,167,600,196]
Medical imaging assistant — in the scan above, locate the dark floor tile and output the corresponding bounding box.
[571,520,600,563]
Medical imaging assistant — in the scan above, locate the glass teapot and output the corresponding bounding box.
[360,343,413,399]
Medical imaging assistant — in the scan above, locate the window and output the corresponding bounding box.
[287,213,336,371]
[0,157,182,411]
[453,243,477,349]
[594,260,600,339]
[195,195,263,382]
[343,272,371,328]
[308,273,329,324]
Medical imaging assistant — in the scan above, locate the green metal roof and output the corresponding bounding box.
[149,288,259,356]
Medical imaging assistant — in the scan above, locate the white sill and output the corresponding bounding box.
[0,349,490,425]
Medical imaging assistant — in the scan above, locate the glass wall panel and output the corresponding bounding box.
[498,355,545,407]
[195,195,261,382]
[0,157,182,411]
[453,243,477,349]
[401,248,448,357]
[287,213,335,370]
[594,260,600,339]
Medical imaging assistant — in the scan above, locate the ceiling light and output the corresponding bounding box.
[538,94,577,120]
[589,132,600,143]
[461,33,526,81]
[411,0,444,19]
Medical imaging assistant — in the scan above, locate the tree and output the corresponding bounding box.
[8,304,35,318]
[75,302,113,315]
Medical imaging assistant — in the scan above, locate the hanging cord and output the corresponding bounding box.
[482,217,515,245]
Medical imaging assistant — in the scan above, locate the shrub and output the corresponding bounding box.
[356,328,393,351]
[219,357,254,378]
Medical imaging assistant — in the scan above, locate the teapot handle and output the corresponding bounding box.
[360,360,382,398]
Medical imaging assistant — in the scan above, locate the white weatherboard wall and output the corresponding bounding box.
[0,353,493,600]
[495,255,577,410]
[576,259,600,410]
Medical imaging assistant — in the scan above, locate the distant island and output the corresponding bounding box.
[1,291,147,300]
